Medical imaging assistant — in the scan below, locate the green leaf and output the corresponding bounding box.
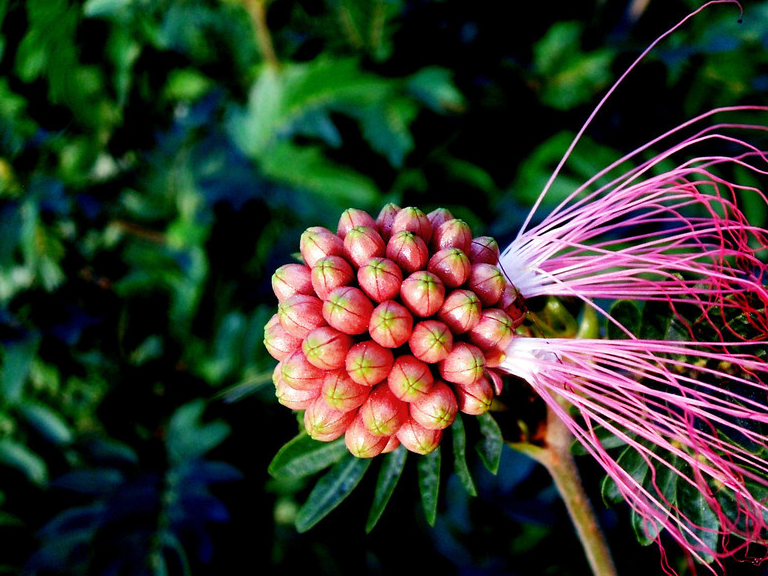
[166,400,231,465]
[417,447,441,526]
[0,438,47,485]
[18,401,73,446]
[450,414,477,497]
[295,453,371,532]
[365,446,407,532]
[0,336,38,404]
[268,433,348,480]
[475,413,503,474]
[677,480,719,563]
[607,300,642,340]
[83,0,136,18]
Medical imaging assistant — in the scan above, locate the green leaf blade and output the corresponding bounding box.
[417,447,441,526]
[365,446,407,533]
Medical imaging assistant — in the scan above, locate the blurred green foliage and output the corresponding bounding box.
[1,0,768,575]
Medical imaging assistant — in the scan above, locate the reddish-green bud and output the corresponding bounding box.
[300,226,345,268]
[264,313,303,361]
[486,368,504,395]
[499,284,526,328]
[343,225,386,267]
[468,263,506,306]
[409,380,458,430]
[345,414,391,458]
[375,203,401,242]
[321,369,370,412]
[396,418,443,455]
[390,206,432,243]
[275,376,321,410]
[387,354,434,402]
[431,218,472,253]
[357,257,403,303]
[469,236,500,265]
[453,373,494,415]
[360,384,409,436]
[426,208,454,230]
[302,326,354,370]
[322,286,375,335]
[437,289,482,334]
[468,308,514,353]
[337,208,377,239]
[368,300,414,348]
[311,255,355,300]
[272,263,314,302]
[427,247,471,288]
[386,230,429,274]
[278,294,327,339]
[281,348,326,391]
[304,396,357,441]
[400,271,445,317]
[345,340,395,386]
[438,342,486,386]
[408,320,453,363]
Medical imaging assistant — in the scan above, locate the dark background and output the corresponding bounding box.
[1,0,768,574]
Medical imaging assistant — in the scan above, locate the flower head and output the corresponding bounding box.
[264,204,517,455]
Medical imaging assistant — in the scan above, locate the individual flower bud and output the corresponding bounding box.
[344,225,386,267]
[468,308,515,352]
[272,263,314,301]
[391,206,433,242]
[281,348,327,391]
[278,294,327,339]
[408,320,453,363]
[387,354,434,402]
[311,256,355,300]
[304,396,357,441]
[469,236,500,265]
[499,284,526,328]
[437,289,482,334]
[345,414,391,458]
[438,342,486,386]
[302,326,355,370]
[382,435,401,454]
[431,218,472,252]
[426,208,454,230]
[264,313,303,361]
[427,248,471,288]
[275,376,321,410]
[360,384,409,436]
[337,208,376,239]
[357,257,403,303]
[486,368,504,395]
[400,271,445,317]
[453,373,494,415]
[396,418,443,455]
[468,263,506,306]
[321,369,371,412]
[345,340,395,386]
[322,286,375,335]
[375,203,401,241]
[300,226,345,268]
[386,230,429,274]
[409,380,458,430]
[369,300,414,348]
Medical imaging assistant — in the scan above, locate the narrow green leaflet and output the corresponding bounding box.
[295,453,372,533]
[606,300,642,340]
[475,413,503,474]
[365,446,407,533]
[417,447,441,526]
[268,433,348,480]
[451,414,477,497]
[677,480,719,564]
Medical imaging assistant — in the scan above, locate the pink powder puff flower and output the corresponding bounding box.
[495,1,768,570]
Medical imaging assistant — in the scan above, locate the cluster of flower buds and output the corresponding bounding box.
[264,204,525,457]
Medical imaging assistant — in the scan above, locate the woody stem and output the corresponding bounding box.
[510,404,618,576]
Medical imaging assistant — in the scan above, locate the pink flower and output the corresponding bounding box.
[494,1,768,569]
